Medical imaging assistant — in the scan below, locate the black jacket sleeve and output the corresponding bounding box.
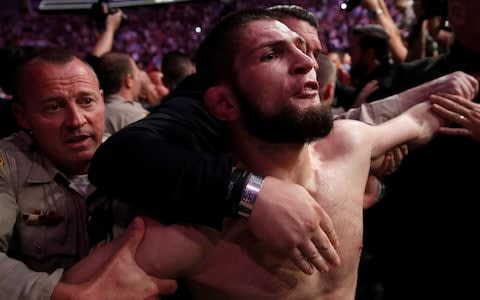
[89,75,235,230]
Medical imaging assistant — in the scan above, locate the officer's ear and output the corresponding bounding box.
[11,102,31,130]
[204,84,240,121]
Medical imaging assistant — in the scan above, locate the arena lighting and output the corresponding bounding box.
[37,0,192,12]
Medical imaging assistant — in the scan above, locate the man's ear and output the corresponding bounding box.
[323,81,335,104]
[125,74,134,89]
[204,85,239,121]
[11,102,31,130]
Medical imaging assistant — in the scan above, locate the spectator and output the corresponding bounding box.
[161,50,196,90]
[147,69,170,103]
[138,70,164,110]
[361,0,480,298]
[96,51,149,134]
[336,24,398,110]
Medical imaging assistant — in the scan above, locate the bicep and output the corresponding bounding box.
[370,114,418,159]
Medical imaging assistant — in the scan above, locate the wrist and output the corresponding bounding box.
[368,8,383,19]
[238,173,264,218]
[227,168,264,218]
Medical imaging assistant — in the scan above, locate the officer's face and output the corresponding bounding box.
[15,57,105,174]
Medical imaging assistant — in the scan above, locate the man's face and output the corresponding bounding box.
[139,70,160,105]
[347,34,367,82]
[230,19,333,144]
[15,58,105,174]
[148,70,169,100]
[280,17,323,71]
[129,58,143,101]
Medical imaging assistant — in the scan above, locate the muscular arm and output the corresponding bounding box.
[369,96,449,160]
[63,217,204,283]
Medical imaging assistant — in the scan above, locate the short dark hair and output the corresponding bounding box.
[350,24,391,63]
[161,50,194,89]
[267,5,319,29]
[97,52,135,95]
[196,8,276,88]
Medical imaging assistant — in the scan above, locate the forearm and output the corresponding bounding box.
[0,253,63,300]
[91,27,115,57]
[367,0,407,62]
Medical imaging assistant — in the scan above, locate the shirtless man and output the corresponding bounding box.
[65,9,478,299]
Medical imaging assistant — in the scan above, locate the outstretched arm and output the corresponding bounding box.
[370,93,472,160]
[338,71,478,125]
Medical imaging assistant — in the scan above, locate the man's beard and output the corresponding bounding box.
[233,83,334,144]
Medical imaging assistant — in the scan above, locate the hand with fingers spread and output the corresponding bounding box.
[58,217,178,300]
[431,91,480,142]
[248,176,341,275]
[371,144,409,179]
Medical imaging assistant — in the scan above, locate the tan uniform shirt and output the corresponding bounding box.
[0,131,108,300]
[336,94,401,124]
[104,94,150,135]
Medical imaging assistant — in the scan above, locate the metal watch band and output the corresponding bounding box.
[238,174,264,218]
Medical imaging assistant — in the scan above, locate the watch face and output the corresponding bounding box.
[238,174,264,218]
[368,9,383,19]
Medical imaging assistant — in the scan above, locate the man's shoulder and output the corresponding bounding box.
[0,132,37,180]
[317,120,369,149]
[0,131,31,153]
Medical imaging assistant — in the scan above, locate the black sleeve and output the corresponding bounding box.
[334,81,357,111]
[89,75,235,230]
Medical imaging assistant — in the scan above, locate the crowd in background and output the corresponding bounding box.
[0,0,402,69]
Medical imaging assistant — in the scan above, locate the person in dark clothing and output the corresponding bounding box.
[335,24,399,110]
[360,0,480,298]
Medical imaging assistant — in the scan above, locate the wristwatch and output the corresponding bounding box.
[368,8,384,19]
[238,174,264,218]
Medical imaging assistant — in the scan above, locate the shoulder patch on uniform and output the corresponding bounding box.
[0,155,4,167]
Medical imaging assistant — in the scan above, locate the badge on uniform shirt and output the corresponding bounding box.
[0,155,4,167]
[23,209,63,226]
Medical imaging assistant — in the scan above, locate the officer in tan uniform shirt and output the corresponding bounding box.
[0,131,107,297]
[0,47,177,300]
